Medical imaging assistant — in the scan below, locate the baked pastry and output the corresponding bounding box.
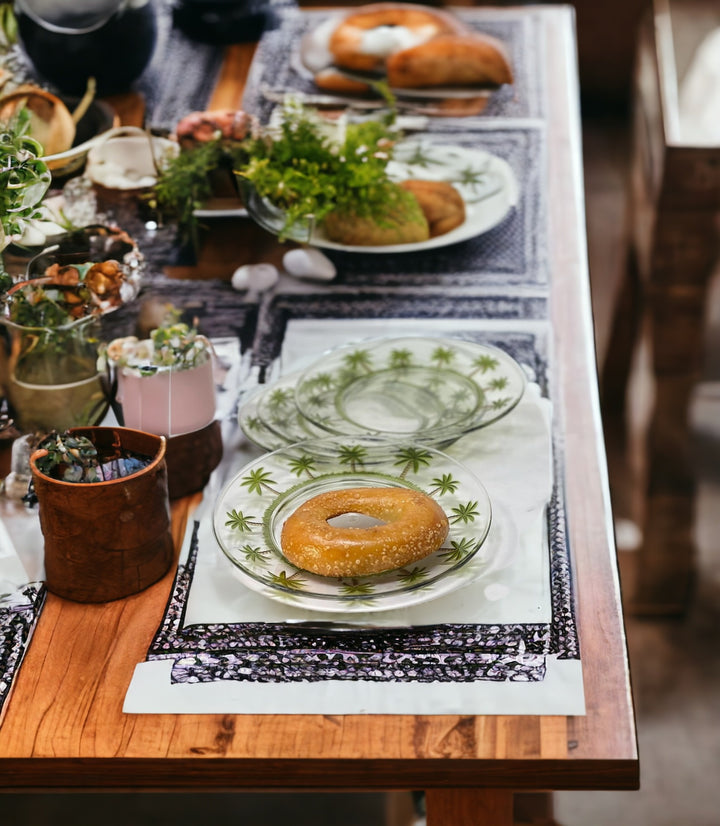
[399,179,466,237]
[387,33,513,88]
[280,486,449,577]
[328,3,465,73]
[313,67,373,96]
[323,183,429,246]
[324,3,513,90]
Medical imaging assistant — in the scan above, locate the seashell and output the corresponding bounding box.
[283,247,336,281]
[231,263,279,292]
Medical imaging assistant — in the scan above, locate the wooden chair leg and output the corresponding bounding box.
[599,243,644,531]
[425,789,514,826]
[600,243,643,432]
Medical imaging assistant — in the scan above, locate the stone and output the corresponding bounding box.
[231,263,279,292]
[283,247,336,281]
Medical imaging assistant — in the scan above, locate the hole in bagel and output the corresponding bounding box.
[327,512,386,529]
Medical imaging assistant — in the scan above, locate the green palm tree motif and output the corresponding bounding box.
[244,415,265,432]
[449,500,481,524]
[449,387,475,411]
[240,544,273,564]
[306,372,335,391]
[430,345,456,367]
[339,580,376,596]
[427,371,449,393]
[266,387,294,410]
[489,396,512,411]
[402,144,437,168]
[343,348,373,374]
[488,376,510,391]
[439,536,480,563]
[427,473,460,495]
[269,570,307,590]
[394,446,433,477]
[241,467,281,496]
[337,443,368,472]
[305,391,328,412]
[397,566,430,584]
[454,162,491,188]
[470,353,500,375]
[225,509,262,532]
[388,347,413,368]
[287,454,317,478]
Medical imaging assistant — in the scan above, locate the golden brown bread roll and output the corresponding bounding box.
[323,184,429,246]
[280,486,449,577]
[328,3,465,73]
[387,33,514,88]
[313,67,373,96]
[399,180,466,237]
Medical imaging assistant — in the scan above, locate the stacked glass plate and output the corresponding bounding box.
[238,335,528,451]
[222,336,528,609]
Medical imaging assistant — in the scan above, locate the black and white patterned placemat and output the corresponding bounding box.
[0,584,47,726]
[250,289,550,380]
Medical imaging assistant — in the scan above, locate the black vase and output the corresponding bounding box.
[173,0,276,45]
[15,0,158,97]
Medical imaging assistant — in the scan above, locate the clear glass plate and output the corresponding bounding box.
[213,434,493,613]
[294,336,527,445]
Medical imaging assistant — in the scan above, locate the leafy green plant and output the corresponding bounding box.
[236,100,403,237]
[150,137,248,249]
[0,108,51,258]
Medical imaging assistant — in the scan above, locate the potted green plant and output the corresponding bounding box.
[106,316,216,437]
[105,314,222,499]
[29,426,174,603]
[0,225,142,433]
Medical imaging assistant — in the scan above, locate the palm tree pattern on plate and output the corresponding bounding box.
[215,436,493,609]
[294,337,524,442]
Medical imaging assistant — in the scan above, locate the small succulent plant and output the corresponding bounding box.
[33,430,151,483]
[105,313,212,376]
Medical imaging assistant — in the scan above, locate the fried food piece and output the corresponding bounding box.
[387,33,513,88]
[84,260,125,305]
[399,180,466,237]
[323,185,429,246]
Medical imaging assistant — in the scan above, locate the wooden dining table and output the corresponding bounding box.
[0,5,638,824]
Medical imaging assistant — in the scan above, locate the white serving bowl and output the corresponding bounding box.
[85,127,179,190]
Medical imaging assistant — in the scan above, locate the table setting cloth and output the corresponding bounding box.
[124,303,585,715]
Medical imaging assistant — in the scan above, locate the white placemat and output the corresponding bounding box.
[125,317,585,715]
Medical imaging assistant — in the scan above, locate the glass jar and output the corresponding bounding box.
[14,0,157,96]
[0,308,107,433]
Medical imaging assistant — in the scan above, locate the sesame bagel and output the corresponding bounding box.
[280,486,449,577]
